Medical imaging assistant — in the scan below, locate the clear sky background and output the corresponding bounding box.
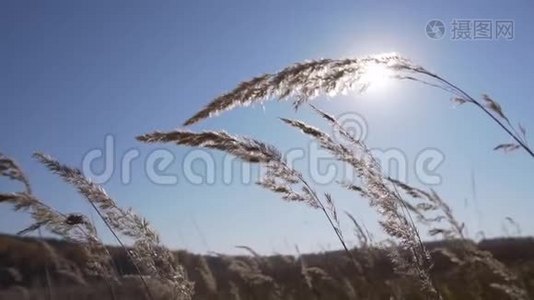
[1,0,534,255]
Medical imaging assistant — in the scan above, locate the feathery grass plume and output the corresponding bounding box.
[297,250,315,295]
[138,130,312,209]
[195,256,217,295]
[0,192,116,279]
[296,247,336,299]
[393,181,529,300]
[137,130,281,164]
[184,54,534,158]
[221,254,281,300]
[139,124,432,294]
[0,153,115,280]
[235,245,277,274]
[471,249,529,300]
[137,130,358,269]
[304,267,335,284]
[281,109,438,297]
[33,152,194,299]
[0,152,32,193]
[40,232,54,300]
[227,257,276,287]
[183,53,406,126]
[387,178,465,239]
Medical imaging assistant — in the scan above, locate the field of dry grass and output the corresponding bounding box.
[1,53,533,299]
[1,234,534,300]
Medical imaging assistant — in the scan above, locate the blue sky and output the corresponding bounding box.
[1,0,534,255]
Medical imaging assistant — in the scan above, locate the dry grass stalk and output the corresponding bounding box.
[33,152,193,299]
[387,178,465,239]
[141,110,435,295]
[195,256,217,294]
[504,217,522,236]
[137,130,359,270]
[0,192,115,280]
[235,245,262,259]
[281,107,438,297]
[345,211,376,271]
[345,212,368,247]
[297,252,315,294]
[393,181,529,300]
[142,52,532,298]
[0,153,115,280]
[137,130,317,209]
[0,152,32,193]
[183,54,407,126]
[227,258,275,287]
[183,54,533,158]
[219,254,281,300]
[295,248,334,299]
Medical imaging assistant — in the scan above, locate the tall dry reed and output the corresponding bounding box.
[392,180,529,299]
[182,53,532,158]
[137,122,438,297]
[136,130,358,271]
[0,152,116,280]
[33,152,194,300]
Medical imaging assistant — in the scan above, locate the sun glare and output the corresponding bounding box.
[361,63,394,92]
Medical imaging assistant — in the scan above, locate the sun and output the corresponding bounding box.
[361,63,394,92]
